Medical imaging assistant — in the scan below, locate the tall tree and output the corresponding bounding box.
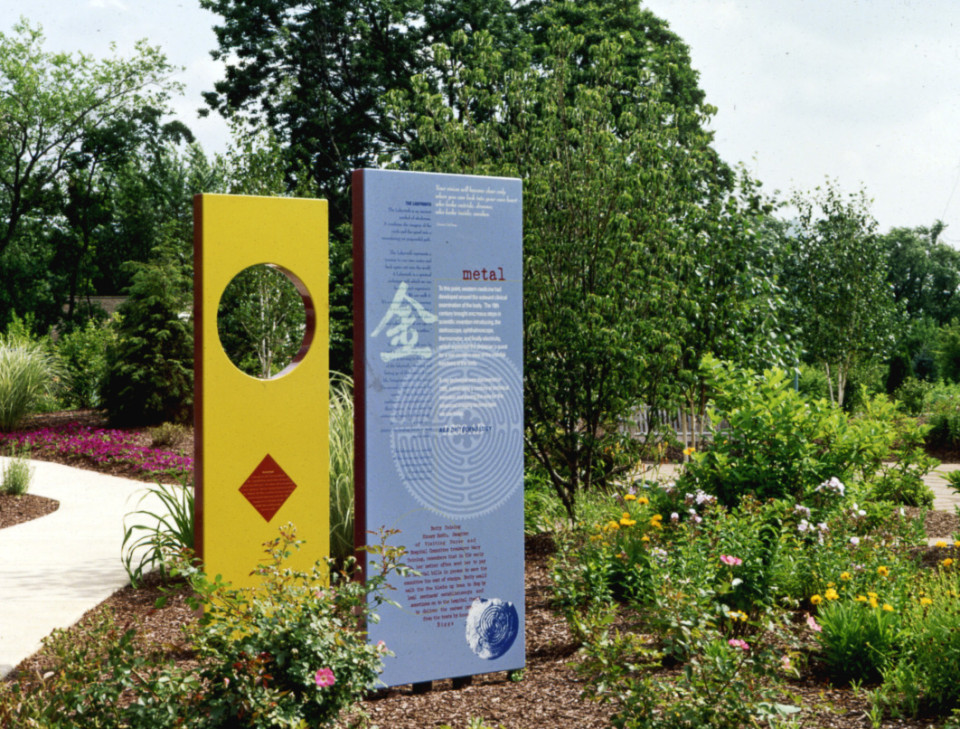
[386,9,737,515]
[0,19,180,257]
[780,182,897,406]
[882,221,960,325]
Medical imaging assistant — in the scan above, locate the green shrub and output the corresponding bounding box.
[3,525,409,728]
[893,377,933,415]
[816,598,901,683]
[329,373,354,563]
[1,449,32,495]
[0,339,60,431]
[56,317,116,408]
[102,241,193,427]
[925,382,960,450]
[680,357,893,507]
[881,560,960,714]
[148,421,190,449]
[859,395,937,507]
[178,525,406,728]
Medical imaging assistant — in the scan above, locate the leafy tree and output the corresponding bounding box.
[882,221,960,325]
[0,19,181,256]
[779,182,897,407]
[387,8,737,515]
[200,0,528,373]
[218,265,307,378]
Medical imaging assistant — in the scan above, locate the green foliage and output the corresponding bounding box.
[816,598,900,683]
[178,526,405,728]
[0,20,180,255]
[217,264,306,378]
[1,448,31,495]
[0,20,191,333]
[102,235,193,426]
[122,478,195,587]
[858,394,937,507]
[389,10,776,518]
[0,609,195,729]
[680,357,892,507]
[329,373,354,563]
[780,181,897,407]
[149,421,190,450]
[2,526,408,728]
[923,381,960,450]
[0,336,59,431]
[883,222,960,326]
[883,561,960,714]
[56,317,116,408]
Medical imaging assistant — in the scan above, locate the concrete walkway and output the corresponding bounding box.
[0,458,172,678]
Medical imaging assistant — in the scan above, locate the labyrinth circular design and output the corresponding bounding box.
[465,598,520,660]
[389,353,522,518]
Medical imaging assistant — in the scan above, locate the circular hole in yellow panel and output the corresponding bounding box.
[217,264,315,379]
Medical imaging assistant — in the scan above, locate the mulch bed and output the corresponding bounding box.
[7,533,955,728]
[0,493,59,529]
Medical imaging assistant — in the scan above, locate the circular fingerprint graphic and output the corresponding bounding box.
[390,353,522,518]
[465,598,519,660]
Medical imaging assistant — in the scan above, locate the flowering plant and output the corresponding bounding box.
[170,524,408,728]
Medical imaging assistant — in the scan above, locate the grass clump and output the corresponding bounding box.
[329,373,354,563]
[1,449,32,495]
[0,340,59,432]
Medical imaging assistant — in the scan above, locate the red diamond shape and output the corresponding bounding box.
[239,454,298,522]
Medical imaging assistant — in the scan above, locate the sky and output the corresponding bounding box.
[4,0,960,242]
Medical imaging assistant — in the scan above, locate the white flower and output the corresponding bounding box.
[798,519,810,533]
[850,536,860,546]
[670,512,679,522]
[793,504,811,518]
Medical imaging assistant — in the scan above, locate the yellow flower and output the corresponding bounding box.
[683,446,696,456]
[855,595,867,602]
[624,493,637,501]
[637,496,649,505]
[867,591,878,598]
[869,596,879,608]
[877,566,889,577]
[650,514,663,529]
[955,541,960,549]
[606,520,620,531]
[920,597,933,606]
[882,604,894,612]
[943,558,955,568]
[620,516,637,527]
[936,540,948,548]
[840,572,852,581]
[641,535,650,543]
[810,594,823,605]
[825,588,839,601]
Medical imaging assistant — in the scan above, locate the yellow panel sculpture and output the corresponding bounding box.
[193,194,329,589]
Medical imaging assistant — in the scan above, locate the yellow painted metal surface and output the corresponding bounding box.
[194,194,329,589]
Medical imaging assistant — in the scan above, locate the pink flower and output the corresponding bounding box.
[314,667,336,688]
[720,555,742,566]
[806,615,822,633]
[376,640,388,653]
[728,638,750,651]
